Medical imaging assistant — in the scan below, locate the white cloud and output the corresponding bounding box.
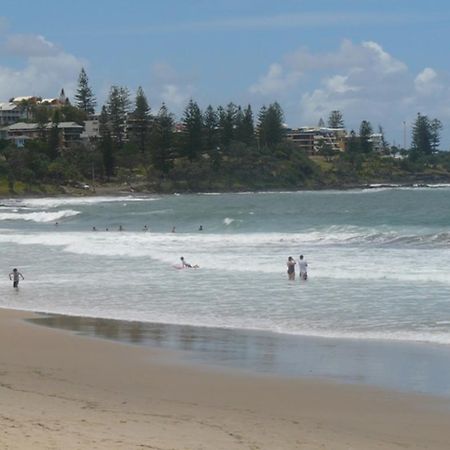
[325,74,359,94]
[249,40,450,145]
[249,63,301,96]
[414,67,443,96]
[148,62,194,112]
[0,33,84,101]
[3,34,58,57]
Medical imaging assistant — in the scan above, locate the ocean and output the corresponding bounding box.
[1,187,450,346]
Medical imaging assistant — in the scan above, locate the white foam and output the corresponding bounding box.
[14,195,160,209]
[0,210,80,223]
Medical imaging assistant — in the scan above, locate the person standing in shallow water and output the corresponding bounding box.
[287,257,296,280]
[298,255,308,280]
[9,268,24,288]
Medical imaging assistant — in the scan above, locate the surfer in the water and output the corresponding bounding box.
[180,257,199,269]
[180,256,192,268]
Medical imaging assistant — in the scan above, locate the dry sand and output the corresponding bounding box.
[1,308,449,450]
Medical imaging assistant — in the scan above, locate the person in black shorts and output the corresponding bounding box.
[9,268,24,288]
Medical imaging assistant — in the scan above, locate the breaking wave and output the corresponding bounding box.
[0,210,80,223]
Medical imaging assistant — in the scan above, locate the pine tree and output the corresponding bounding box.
[327,110,345,128]
[203,105,218,152]
[411,113,432,156]
[359,120,373,154]
[234,104,255,146]
[99,106,115,179]
[130,86,151,154]
[74,68,96,116]
[430,118,443,152]
[258,102,284,148]
[218,103,237,148]
[151,103,174,174]
[106,86,131,148]
[182,99,203,160]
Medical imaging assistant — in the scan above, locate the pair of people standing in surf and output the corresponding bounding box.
[287,255,308,281]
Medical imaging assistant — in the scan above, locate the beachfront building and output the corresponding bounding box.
[285,127,347,154]
[0,102,27,126]
[5,121,84,148]
[81,119,100,141]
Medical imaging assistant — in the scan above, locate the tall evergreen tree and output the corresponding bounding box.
[74,68,96,116]
[151,103,174,174]
[238,104,255,146]
[106,86,131,148]
[99,105,115,179]
[217,104,234,148]
[359,120,373,154]
[203,105,218,151]
[318,117,325,127]
[411,113,432,156]
[130,86,151,154]
[327,110,345,128]
[430,118,443,152]
[182,99,203,160]
[258,102,284,148]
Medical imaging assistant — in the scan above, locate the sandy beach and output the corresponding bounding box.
[0,308,449,449]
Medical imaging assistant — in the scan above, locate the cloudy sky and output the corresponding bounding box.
[1,0,450,147]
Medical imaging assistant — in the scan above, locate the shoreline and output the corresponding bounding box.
[2,179,450,199]
[28,311,450,398]
[1,307,450,449]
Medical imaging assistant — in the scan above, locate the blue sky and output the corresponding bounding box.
[1,0,450,147]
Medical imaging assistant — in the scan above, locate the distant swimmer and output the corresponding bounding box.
[119,225,123,231]
[9,268,24,288]
[143,225,149,232]
[287,256,296,280]
[198,225,203,231]
[180,257,199,269]
[171,226,176,233]
[92,226,97,231]
[298,255,308,280]
[180,256,192,268]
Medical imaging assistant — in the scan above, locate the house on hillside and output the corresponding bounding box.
[285,127,347,154]
[5,121,84,148]
[0,102,27,126]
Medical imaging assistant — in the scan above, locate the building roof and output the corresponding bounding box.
[11,96,36,103]
[7,121,84,131]
[0,102,19,111]
[7,122,39,130]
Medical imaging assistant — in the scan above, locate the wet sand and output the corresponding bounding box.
[1,308,450,450]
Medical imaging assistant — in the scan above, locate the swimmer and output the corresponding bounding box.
[9,268,24,288]
[287,256,296,280]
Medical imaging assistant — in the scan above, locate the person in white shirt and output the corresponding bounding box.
[298,255,308,280]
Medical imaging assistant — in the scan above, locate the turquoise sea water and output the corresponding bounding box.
[1,188,450,345]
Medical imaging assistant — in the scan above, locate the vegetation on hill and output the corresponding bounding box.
[0,69,449,195]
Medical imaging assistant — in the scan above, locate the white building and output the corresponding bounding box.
[0,102,26,126]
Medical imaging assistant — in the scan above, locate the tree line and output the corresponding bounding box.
[0,68,449,193]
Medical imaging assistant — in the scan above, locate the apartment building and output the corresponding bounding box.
[285,127,347,153]
[5,122,84,148]
[0,102,26,126]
